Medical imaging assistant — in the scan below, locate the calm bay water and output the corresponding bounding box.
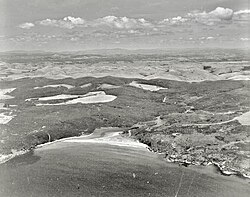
[0,129,249,197]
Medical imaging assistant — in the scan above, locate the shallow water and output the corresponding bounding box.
[0,128,249,197]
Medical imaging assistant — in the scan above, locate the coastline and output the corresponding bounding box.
[0,150,29,165]
[0,133,95,165]
[148,148,250,181]
[1,127,249,182]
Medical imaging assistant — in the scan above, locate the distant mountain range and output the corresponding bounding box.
[1,47,249,56]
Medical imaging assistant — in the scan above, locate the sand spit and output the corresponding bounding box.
[33,91,117,105]
[34,84,74,89]
[0,88,16,100]
[129,81,168,91]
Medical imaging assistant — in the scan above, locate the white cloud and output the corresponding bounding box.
[18,22,35,29]
[187,7,234,25]
[234,10,250,16]
[39,19,57,26]
[159,7,234,26]
[128,30,138,34]
[159,16,188,25]
[37,15,151,30]
[240,38,250,41]
[94,16,152,29]
[206,36,214,40]
[209,7,234,20]
[233,9,250,22]
[171,16,188,24]
[70,37,79,41]
[63,16,85,25]
[39,16,85,29]
[18,7,249,35]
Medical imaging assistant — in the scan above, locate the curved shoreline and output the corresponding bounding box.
[145,148,250,181]
[0,133,94,165]
[1,127,249,183]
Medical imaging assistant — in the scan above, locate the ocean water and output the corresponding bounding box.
[0,130,249,197]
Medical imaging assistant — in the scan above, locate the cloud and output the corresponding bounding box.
[18,7,249,34]
[94,16,152,29]
[159,7,234,26]
[39,16,85,29]
[234,10,250,16]
[206,36,214,40]
[171,16,188,24]
[37,15,152,30]
[187,7,234,25]
[240,38,250,41]
[159,16,188,25]
[233,9,250,22]
[8,32,60,43]
[209,7,234,20]
[64,16,85,25]
[18,22,35,29]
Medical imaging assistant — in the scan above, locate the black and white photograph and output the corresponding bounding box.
[0,0,250,196]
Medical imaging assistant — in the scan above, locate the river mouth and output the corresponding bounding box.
[0,128,250,197]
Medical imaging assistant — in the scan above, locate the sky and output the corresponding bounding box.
[0,0,249,51]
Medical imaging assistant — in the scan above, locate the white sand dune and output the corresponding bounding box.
[0,103,5,109]
[80,83,92,88]
[39,94,79,101]
[228,75,250,81]
[98,84,120,89]
[235,111,250,125]
[33,91,117,106]
[66,94,116,104]
[26,94,79,101]
[0,113,14,124]
[129,81,168,91]
[34,84,74,89]
[0,88,16,100]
